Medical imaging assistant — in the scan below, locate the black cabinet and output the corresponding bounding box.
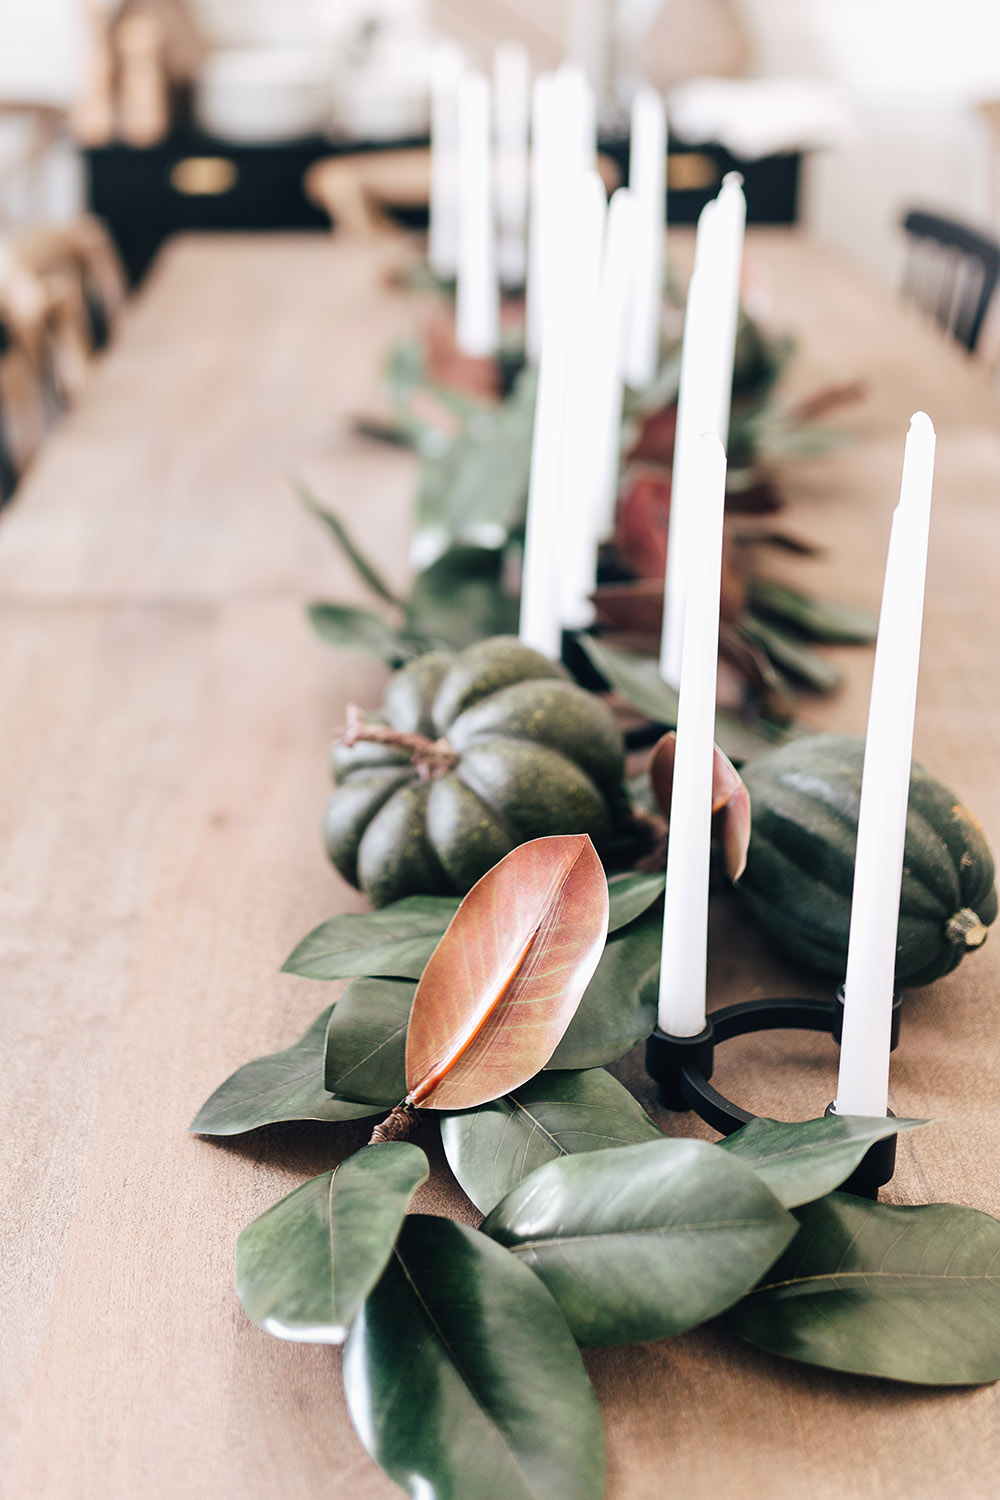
[85,130,800,286]
[83,132,423,283]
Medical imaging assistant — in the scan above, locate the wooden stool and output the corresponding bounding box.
[304,147,623,240]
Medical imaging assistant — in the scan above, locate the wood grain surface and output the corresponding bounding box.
[3,231,1000,1500]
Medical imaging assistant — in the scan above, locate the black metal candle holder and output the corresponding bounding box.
[645,989,904,1198]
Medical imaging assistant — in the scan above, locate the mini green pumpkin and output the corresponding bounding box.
[324,637,627,905]
[737,733,997,986]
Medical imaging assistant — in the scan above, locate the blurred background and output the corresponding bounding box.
[1,0,1000,291]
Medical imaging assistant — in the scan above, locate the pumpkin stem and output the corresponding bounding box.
[945,907,990,950]
[340,705,459,780]
[368,1103,418,1145]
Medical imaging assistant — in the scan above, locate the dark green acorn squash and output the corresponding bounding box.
[324,637,627,905]
[737,732,997,986]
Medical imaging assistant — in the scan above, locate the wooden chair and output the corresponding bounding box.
[900,209,1000,354]
[0,216,128,504]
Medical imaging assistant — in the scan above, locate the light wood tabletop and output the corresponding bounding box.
[3,230,1000,1500]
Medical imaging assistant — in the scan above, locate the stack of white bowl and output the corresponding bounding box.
[195,49,331,142]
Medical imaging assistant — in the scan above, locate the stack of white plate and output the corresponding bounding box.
[195,50,330,142]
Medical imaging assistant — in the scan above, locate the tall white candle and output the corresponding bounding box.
[624,86,667,391]
[660,175,746,686]
[555,172,609,632]
[591,187,642,541]
[494,43,530,289]
[428,41,463,280]
[559,186,640,630]
[835,413,936,1117]
[708,173,747,442]
[657,432,728,1036]
[525,72,556,363]
[455,71,499,357]
[555,62,597,176]
[520,171,607,652]
[567,0,611,102]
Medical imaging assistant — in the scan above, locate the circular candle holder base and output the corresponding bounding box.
[645,989,903,1199]
[823,1103,898,1197]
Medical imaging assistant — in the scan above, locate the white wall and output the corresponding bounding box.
[736,0,1000,288]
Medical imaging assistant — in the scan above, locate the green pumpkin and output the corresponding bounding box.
[737,732,997,987]
[324,637,627,905]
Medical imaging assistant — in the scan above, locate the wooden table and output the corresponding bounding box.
[3,231,1000,1500]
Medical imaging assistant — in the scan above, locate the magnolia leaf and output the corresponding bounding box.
[413,369,536,549]
[189,1007,381,1136]
[296,482,402,606]
[607,870,665,932]
[725,1194,1000,1385]
[575,636,786,762]
[548,907,660,1069]
[441,1068,664,1214]
[405,545,519,649]
[649,731,751,881]
[343,1215,606,1500]
[575,635,679,726]
[739,614,842,694]
[283,895,461,980]
[720,1115,928,1208]
[324,978,414,1105]
[307,602,423,667]
[482,1139,795,1347]
[405,835,609,1111]
[235,1144,428,1343]
[748,578,877,644]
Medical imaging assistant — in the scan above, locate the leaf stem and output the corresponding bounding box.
[368,1103,419,1146]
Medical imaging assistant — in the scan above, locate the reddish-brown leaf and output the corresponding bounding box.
[650,732,751,882]
[404,836,609,1111]
[612,471,747,620]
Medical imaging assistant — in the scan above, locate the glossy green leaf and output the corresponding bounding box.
[307,602,423,667]
[324,978,414,1105]
[607,871,665,932]
[747,578,877,644]
[283,895,461,980]
[548,907,660,1069]
[297,482,402,606]
[575,636,786,762]
[576,635,680,726]
[235,1143,428,1343]
[725,1193,1000,1385]
[343,1214,606,1500]
[405,835,608,1111]
[720,1115,928,1208]
[189,1007,381,1136]
[413,369,536,548]
[483,1138,795,1346]
[739,614,842,693]
[441,1068,664,1214]
[405,545,519,650]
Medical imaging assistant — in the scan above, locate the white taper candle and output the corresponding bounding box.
[624,86,667,390]
[657,432,728,1036]
[520,171,606,653]
[555,171,609,632]
[428,41,463,280]
[835,412,936,1117]
[494,42,530,288]
[455,71,499,357]
[660,175,746,686]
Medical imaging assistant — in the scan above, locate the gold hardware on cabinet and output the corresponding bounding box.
[169,157,238,196]
[667,153,719,192]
